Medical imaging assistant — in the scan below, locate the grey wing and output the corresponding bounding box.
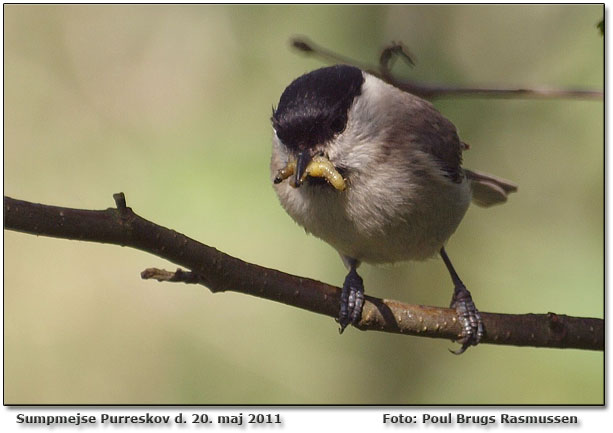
[402,95,465,183]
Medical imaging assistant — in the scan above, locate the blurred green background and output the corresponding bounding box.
[4,4,603,404]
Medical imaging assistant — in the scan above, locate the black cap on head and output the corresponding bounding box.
[272,65,364,151]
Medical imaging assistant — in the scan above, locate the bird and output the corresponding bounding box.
[270,64,517,353]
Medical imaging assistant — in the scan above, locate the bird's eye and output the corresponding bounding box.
[330,116,346,134]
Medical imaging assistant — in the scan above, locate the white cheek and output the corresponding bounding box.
[325,76,395,170]
[270,135,290,179]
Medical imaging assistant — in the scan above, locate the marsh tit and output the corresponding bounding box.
[270,65,517,353]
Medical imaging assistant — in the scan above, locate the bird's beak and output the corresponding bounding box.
[293,149,312,188]
[274,151,346,191]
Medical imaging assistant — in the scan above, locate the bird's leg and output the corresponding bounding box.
[338,260,364,334]
[440,247,484,354]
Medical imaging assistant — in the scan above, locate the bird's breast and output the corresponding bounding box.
[272,167,471,264]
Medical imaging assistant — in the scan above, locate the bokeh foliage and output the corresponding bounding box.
[4,4,603,404]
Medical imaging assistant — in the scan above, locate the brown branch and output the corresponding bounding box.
[4,194,603,351]
[291,36,603,100]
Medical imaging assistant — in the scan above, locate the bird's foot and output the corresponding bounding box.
[338,268,364,334]
[449,284,484,354]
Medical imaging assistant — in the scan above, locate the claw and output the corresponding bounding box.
[338,267,364,333]
[450,284,484,353]
[350,287,364,324]
[448,345,470,356]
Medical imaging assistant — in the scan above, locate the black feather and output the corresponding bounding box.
[272,65,364,150]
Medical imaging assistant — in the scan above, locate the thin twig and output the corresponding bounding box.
[291,36,603,100]
[4,194,604,351]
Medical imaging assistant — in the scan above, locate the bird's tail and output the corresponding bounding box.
[465,169,518,207]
